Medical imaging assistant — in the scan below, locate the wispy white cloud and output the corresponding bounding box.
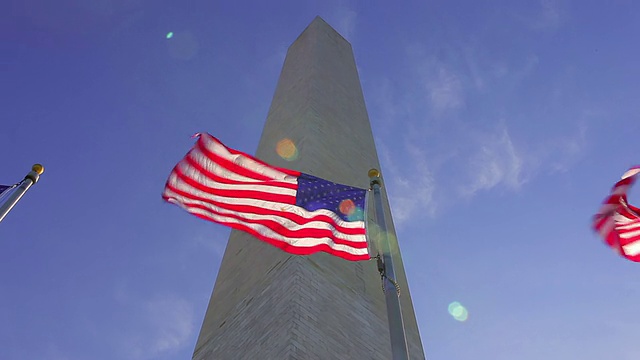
[416,58,465,112]
[462,46,486,91]
[427,66,464,111]
[372,48,466,118]
[191,230,227,258]
[122,296,196,360]
[113,283,196,360]
[379,140,437,224]
[514,55,540,82]
[365,39,586,224]
[144,298,195,355]
[264,43,288,73]
[333,7,357,40]
[531,0,562,31]
[543,122,588,173]
[460,126,525,196]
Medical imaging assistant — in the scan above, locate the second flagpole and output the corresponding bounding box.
[369,169,410,360]
[0,164,44,224]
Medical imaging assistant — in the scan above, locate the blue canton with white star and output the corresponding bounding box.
[295,173,366,222]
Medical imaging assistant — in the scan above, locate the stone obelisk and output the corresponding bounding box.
[193,17,425,360]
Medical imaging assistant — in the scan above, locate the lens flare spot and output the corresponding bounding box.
[339,199,356,216]
[346,206,364,221]
[448,301,469,322]
[166,32,174,39]
[276,138,298,161]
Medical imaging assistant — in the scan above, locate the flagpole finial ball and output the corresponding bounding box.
[368,169,380,178]
[32,164,44,175]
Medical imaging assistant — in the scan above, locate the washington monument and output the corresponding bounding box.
[192,17,425,360]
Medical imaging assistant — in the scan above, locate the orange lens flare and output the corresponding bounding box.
[276,138,298,161]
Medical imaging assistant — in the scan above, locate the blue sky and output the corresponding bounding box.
[2,1,640,359]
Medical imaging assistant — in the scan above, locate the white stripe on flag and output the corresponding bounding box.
[622,240,640,256]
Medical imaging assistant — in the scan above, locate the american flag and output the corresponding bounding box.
[163,133,370,261]
[593,166,640,262]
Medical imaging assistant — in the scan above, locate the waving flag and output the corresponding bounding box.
[593,166,640,262]
[163,133,369,261]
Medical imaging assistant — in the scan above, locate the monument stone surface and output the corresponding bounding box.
[193,17,425,360]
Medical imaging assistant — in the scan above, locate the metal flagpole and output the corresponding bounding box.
[368,168,410,360]
[0,164,44,224]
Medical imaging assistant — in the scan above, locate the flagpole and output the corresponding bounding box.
[369,168,410,360]
[0,164,44,224]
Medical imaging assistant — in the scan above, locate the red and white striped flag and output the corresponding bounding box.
[593,166,640,262]
[163,133,370,261]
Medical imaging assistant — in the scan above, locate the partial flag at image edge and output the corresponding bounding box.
[593,166,640,262]
[0,184,15,200]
